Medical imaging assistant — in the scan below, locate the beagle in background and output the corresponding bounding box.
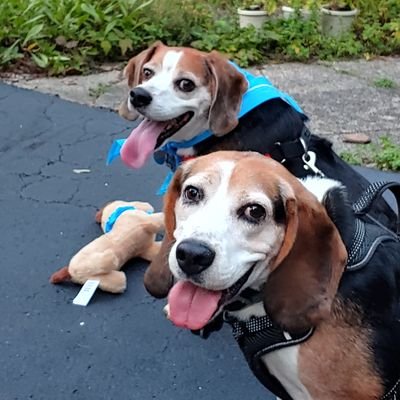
[116,41,395,230]
[145,151,400,400]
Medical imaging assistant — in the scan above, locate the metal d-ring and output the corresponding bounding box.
[302,151,325,177]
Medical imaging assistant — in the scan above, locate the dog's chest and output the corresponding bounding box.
[261,346,312,400]
[229,303,313,399]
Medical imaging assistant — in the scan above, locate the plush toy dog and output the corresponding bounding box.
[50,201,164,293]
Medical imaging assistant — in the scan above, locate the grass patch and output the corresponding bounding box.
[0,0,399,75]
[373,77,397,89]
[340,136,400,171]
[88,82,111,99]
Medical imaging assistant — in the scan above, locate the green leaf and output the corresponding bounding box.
[22,23,44,46]
[134,0,155,12]
[263,30,282,41]
[0,40,22,64]
[80,4,101,23]
[105,20,118,35]
[21,15,44,27]
[119,38,132,55]
[31,53,49,68]
[101,40,112,55]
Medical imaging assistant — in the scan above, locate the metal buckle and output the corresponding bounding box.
[302,151,325,177]
[223,310,239,324]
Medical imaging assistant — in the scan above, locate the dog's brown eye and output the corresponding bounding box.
[176,79,195,93]
[143,68,154,79]
[183,185,203,203]
[242,204,266,223]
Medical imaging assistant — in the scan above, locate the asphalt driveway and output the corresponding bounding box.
[0,83,398,400]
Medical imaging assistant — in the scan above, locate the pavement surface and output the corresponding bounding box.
[3,56,400,154]
[0,81,399,400]
[0,83,271,400]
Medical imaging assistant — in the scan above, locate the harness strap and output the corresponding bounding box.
[224,312,313,400]
[352,181,400,235]
[270,126,311,163]
[345,181,400,270]
[382,377,400,400]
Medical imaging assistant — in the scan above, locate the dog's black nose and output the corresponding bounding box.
[130,87,152,108]
[176,240,216,276]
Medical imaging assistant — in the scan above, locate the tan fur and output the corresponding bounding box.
[299,300,384,399]
[143,168,184,298]
[50,201,164,293]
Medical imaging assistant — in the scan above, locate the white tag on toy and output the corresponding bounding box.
[73,280,100,306]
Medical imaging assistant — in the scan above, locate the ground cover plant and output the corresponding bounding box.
[340,136,400,171]
[0,0,398,74]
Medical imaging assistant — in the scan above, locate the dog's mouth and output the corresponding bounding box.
[167,265,255,331]
[120,111,194,169]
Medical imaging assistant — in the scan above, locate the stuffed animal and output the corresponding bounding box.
[50,201,164,293]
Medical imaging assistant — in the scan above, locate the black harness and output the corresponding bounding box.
[223,181,400,400]
[185,124,400,398]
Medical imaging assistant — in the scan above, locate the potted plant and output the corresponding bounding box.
[320,0,358,36]
[238,0,278,29]
[282,0,320,20]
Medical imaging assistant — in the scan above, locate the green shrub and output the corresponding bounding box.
[0,0,399,75]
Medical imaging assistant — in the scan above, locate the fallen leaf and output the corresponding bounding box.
[55,36,67,46]
[66,40,79,49]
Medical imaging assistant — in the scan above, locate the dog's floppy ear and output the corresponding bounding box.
[263,183,347,333]
[119,41,164,120]
[143,167,183,298]
[124,41,164,87]
[205,51,248,136]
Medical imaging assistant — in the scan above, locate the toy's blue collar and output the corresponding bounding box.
[104,205,152,233]
[106,61,306,195]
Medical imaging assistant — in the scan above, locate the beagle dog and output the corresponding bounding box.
[144,151,400,400]
[118,41,395,230]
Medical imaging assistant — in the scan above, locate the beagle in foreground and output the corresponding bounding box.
[145,151,400,400]
[116,41,395,230]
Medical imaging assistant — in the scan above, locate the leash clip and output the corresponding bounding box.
[302,151,325,177]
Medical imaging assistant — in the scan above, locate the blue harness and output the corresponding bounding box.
[104,205,153,233]
[107,62,306,194]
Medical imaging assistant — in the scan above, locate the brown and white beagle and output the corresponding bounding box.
[144,151,400,400]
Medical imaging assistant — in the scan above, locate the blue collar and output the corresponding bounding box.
[104,205,152,233]
[106,62,306,194]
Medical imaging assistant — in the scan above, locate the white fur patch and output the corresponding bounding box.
[300,176,343,202]
[262,346,313,400]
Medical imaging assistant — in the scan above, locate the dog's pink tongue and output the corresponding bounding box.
[168,281,222,330]
[120,119,166,169]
